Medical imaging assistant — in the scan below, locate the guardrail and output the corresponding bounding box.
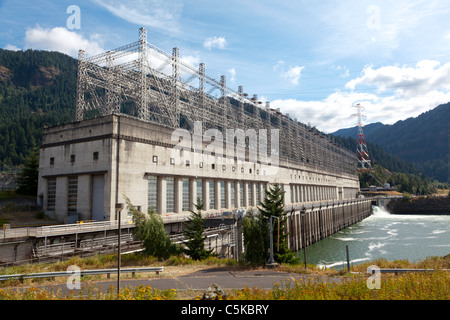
[367,268,449,275]
[0,266,163,283]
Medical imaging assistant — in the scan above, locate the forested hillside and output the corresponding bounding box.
[0,49,76,167]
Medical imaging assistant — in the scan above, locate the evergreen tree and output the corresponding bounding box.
[182,198,213,260]
[16,148,39,196]
[257,184,299,264]
[242,209,269,265]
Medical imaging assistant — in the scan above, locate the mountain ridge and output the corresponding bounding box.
[332,103,450,182]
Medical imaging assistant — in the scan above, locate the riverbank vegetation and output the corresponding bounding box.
[0,254,448,300]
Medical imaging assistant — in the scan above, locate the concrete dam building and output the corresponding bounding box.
[37,28,361,225]
[37,114,360,223]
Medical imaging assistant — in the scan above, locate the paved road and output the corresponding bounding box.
[20,268,343,297]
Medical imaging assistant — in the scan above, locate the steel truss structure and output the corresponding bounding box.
[76,28,355,175]
[353,103,371,171]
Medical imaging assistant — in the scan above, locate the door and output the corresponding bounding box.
[92,175,105,221]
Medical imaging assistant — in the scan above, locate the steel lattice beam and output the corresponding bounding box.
[75,28,356,175]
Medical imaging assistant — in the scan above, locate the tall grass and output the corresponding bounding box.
[228,271,450,300]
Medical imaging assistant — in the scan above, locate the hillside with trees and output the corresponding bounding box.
[0,49,76,168]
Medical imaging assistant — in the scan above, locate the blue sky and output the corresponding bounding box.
[1,0,450,132]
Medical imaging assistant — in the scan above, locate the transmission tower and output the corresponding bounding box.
[353,103,372,171]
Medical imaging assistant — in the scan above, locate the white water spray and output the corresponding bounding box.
[372,205,390,217]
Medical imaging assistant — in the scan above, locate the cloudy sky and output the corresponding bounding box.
[1,0,450,133]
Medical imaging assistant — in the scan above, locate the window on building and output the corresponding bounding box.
[255,183,260,204]
[230,181,235,208]
[220,181,225,209]
[209,180,215,209]
[247,182,253,206]
[93,152,99,161]
[47,177,56,211]
[68,176,78,213]
[166,177,174,213]
[182,179,189,211]
[70,154,75,164]
[239,182,244,207]
[50,157,54,166]
[148,175,158,212]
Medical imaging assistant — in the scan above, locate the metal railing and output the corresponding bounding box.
[36,220,135,237]
[0,266,163,282]
[1,220,136,240]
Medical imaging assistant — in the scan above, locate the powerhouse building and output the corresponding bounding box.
[37,28,360,223]
[37,114,359,223]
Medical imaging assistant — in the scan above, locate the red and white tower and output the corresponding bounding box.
[353,103,371,171]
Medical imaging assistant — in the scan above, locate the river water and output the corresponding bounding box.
[296,206,450,269]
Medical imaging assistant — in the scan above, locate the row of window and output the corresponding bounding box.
[49,152,99,166]
[46,176,78,212]
[147,176,267,214]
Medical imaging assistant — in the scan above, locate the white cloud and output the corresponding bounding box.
[228,68,236,84]
[180,55,200,68]
[283,66,304,85]
[4,44,21,51]
[93,0,183,34]
[203,36,227,50]
[345,60,450,98]
[24,26,104,57]
[271,59,450,133]
[273,60,304,85]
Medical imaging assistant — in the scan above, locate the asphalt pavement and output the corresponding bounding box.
[19,267,343,297]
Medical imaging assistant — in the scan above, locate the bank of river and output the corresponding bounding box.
[296,206,450,269]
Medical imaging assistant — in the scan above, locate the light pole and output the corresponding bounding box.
[115,202,124,298]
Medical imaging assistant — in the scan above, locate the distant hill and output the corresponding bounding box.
[333,122,384,139]
[0,49,77,167]
[332,103,450,183]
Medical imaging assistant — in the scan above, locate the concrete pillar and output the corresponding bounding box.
[203,180,210,211]
[225,181,231,209]
[215,180,221,210]
[174,177,183,213]
[189,178,197,211]
[243,182,249,208]
[234,181,240,208]
[158,177,166,215]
